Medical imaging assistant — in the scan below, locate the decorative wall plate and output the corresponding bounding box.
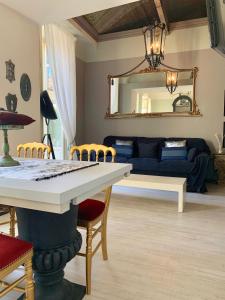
[20,73,31,101]
[5,93,17,112]
[5,60,15,83]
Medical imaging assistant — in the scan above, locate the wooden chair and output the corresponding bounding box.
[17,142,51,159]
[0,206,16,237]
[70,143,116,162]
[70,144,116,294]
[0,143,51,237]
[0,233,34,299]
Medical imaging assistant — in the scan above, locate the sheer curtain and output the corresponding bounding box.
[44,24,77,146]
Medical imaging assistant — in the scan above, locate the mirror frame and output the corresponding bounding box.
[105,66,201,119]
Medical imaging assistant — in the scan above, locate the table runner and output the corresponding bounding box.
[0,159,99,181]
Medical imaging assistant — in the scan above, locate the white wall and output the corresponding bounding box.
[0,4,41,155]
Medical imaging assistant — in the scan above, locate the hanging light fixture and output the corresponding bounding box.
[143,21,167,68]
[166,71,178,94]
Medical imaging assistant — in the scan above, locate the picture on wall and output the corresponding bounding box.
[5,59,15,83]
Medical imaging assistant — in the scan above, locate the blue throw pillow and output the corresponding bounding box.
[113,144,133,158]
[161,147,187,161]
[187,148,197,162]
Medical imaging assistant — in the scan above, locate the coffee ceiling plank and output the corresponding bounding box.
[154,0,169,31]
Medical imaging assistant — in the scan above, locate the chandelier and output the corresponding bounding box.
[143,21,166,68]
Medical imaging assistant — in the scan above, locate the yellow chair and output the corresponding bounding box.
[0,206,16,237]
[70,144,116,294]
[17,142,51,159]
[0,233,34,299]
[70,143,116,162]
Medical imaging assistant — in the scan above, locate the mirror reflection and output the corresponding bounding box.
[109,69,196,117]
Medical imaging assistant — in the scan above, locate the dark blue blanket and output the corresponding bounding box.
[187,153,210,193]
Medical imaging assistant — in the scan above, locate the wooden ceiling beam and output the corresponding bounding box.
[153,0,169,32]
[72,17,99,42]
[170,17,208,30]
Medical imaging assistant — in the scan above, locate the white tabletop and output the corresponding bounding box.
[0,160,132,214]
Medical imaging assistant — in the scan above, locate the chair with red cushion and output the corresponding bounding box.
[70,144,115,294]
[0,233,34,299]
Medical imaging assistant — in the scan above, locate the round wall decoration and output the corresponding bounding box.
[20,73,31,101]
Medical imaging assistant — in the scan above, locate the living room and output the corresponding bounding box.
[0,0,225,299]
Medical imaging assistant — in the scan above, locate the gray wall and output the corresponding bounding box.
[0,4,41,155]
[82,49,225,152]
[76,58,86,145]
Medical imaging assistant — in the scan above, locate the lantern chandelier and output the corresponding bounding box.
[143,21,166,68]
[143,20,179,94]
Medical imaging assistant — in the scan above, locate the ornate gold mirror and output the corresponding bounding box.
[106,67,201,119]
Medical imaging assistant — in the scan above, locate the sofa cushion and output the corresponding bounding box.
[113,144,133,158]
[161,147,187,161]
[116,139,133,146]
[159,160,194,175]
[165,138,210,154]
[0,234,33,270]
[165,140,186,148]
[138,142,158,158]
[78,199,105,221]
[128,158,159,172]
[104,136,166,157]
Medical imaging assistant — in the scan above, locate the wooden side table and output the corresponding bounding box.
[214,153,225,184]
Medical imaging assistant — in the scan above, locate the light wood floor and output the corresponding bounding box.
[2,185,225,299]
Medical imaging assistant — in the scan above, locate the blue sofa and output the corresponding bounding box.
[103,136,217,193]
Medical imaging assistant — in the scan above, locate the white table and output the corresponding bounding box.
[0,160,132,300]
[0,161,131,213]
[115,174,186,212]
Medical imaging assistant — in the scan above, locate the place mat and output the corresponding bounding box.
[0,159,99,181]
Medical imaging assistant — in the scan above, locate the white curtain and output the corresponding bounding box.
[44,24,77,146]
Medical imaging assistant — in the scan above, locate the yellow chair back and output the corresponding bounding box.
[17,142,51,159]
[70,144,116,162]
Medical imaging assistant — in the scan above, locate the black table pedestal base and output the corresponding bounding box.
[16,204,85,300]
[34,270,86,300]
[18,279,85,300]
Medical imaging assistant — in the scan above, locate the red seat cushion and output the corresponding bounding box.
[0,234,33,270]
[78,199,105,221]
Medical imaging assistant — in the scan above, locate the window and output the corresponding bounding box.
[42,32,65,159]
[135,92,151,113]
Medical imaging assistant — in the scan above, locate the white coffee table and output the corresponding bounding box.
[114,174,186,212]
